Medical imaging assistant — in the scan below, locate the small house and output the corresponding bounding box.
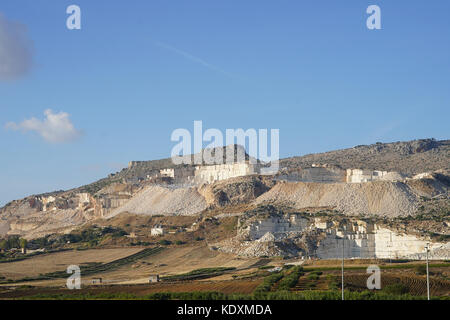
[151,225,164,236]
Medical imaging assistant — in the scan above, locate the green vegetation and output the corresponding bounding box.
[415,265,427,275]
[326,274,339,290]
[0,236,56,263]
[0,236,27,251]
[162,267,236,281]
[19,238,27,249]
[277,266,304,290]
[0,247,164,284]
[253,272,283,296]
[307,272,321,281]
[382,284,410,295]
[24,226,129,251]
[130,241,152,246]
[258,265,275,270]
[437,234,450,242]
[0,248,71,263]
[158,239,172,246]
[20,290,450,301]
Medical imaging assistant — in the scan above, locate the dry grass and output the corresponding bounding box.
[0,248,142,280]
[93,245,260,285]
[0,246,262,287]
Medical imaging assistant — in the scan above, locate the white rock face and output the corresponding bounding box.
[247,214,309,240]
[315,225,449,260]
[222,215,450,260]
[194,162,258,184]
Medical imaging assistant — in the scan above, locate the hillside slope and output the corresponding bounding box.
[1,138,449,239]
[106,186,207,218]
[255,181,419,217]
[281,139,449,175]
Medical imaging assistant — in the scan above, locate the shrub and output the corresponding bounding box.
[258,265,275,270]
[326,274,338,290]
[277,266,304,290]
[415,265,427,275]
[438,234,450,242]
[307,273,320,280]
[254,273,283,296]
[383,284,410,295]
[158,240,172,245]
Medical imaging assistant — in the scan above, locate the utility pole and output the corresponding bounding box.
[389,232,392,264]
[341,230,345,301]
[425,243,430,301]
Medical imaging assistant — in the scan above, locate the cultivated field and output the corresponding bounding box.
[90,245,261,285]
[0,248,142,280]
[0,246,448,300]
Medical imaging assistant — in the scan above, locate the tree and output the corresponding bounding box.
[19,238,28,249]
[7,236,20,249]
[0,240,8,252]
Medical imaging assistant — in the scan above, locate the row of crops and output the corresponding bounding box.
[6,247,165,283]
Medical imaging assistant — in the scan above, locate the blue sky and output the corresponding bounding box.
[0,0,449,206]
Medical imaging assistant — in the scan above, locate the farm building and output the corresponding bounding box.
[149,275,160,283]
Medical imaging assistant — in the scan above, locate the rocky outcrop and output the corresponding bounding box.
[199,175,275,207]
[281,139,450,175]
[213,214,450,260]
[0,183,138,239]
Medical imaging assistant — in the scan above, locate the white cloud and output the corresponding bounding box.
[6,109,82,143]
[155,42,235,78]
[0,12,33,80]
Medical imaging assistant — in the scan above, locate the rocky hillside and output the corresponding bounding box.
[281,139,449,175]
[0,138,449,240]
[74,139,450,196]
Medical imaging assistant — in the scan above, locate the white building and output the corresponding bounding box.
[160,169,175,178]
[151,225,164,236]
[346,169,404,183]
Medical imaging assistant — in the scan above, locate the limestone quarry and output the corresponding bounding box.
[213,212,450,260]
[0,139,449,260]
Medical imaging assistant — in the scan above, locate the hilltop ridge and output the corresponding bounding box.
[281,138,449,175]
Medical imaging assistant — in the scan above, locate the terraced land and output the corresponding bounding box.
[0,248,144,281]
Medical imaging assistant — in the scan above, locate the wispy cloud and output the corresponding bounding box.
[0,12,33,80]
[5,109,82,143]
[155,41,234,78]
